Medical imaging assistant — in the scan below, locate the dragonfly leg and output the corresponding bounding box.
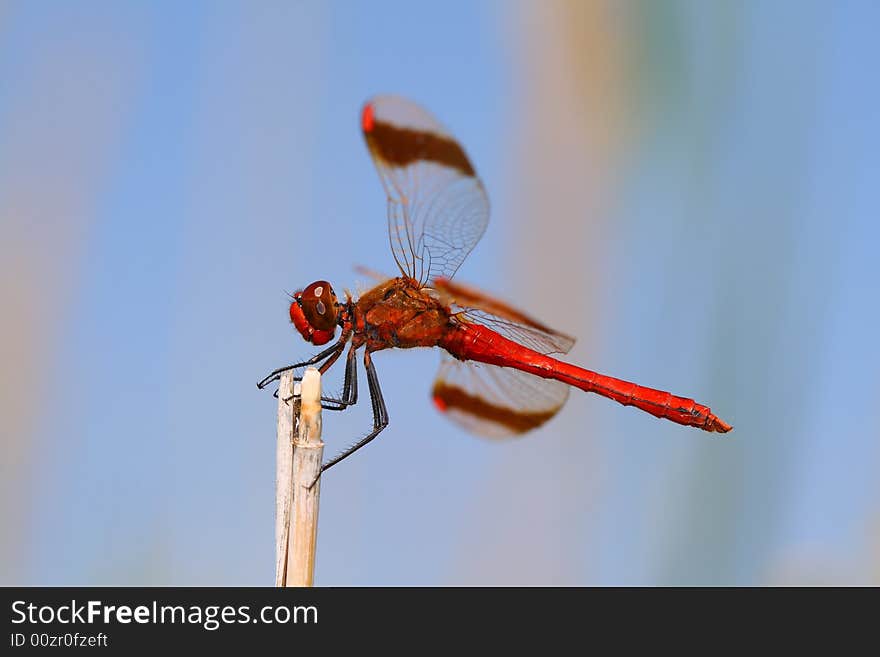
[257,336,347,390]
[278,345,346,405]
[309,350,388,487]
[320,344,359,411]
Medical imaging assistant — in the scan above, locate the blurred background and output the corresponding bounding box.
[2,0,878,586]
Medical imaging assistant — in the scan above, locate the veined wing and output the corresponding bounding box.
[430,278,575,437]
[433,276,576,356]
[432,357,570,438]
[361,96,489,286]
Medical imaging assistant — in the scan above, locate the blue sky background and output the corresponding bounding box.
[1,0,878,585]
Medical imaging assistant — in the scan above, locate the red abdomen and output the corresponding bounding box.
[440,323,732,433]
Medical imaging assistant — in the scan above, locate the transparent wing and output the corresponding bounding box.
[430,277,575,437]
[433,277,576,356]
[458,309,576,357]
[362,96,489,285]
[432,357,570,439]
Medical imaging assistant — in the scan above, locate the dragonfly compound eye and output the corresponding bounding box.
[289,283,338,345]
[301,280,338,330]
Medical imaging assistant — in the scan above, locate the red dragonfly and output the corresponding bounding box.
[259,96,731,476]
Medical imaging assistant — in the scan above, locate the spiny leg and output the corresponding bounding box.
[320,344,359,411]
[257,333,348,390]
[278,343,348,405]
[310,350,388,487]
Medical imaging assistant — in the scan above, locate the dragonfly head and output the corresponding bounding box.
[290,280,339,345]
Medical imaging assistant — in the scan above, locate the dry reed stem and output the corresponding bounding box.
[275,367,323,586]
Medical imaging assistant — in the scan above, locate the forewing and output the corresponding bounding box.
[362,96,489,285]
[432,357,570,439]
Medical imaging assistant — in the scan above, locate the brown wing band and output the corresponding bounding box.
[433,381,556,434]
[365,121,475,176]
